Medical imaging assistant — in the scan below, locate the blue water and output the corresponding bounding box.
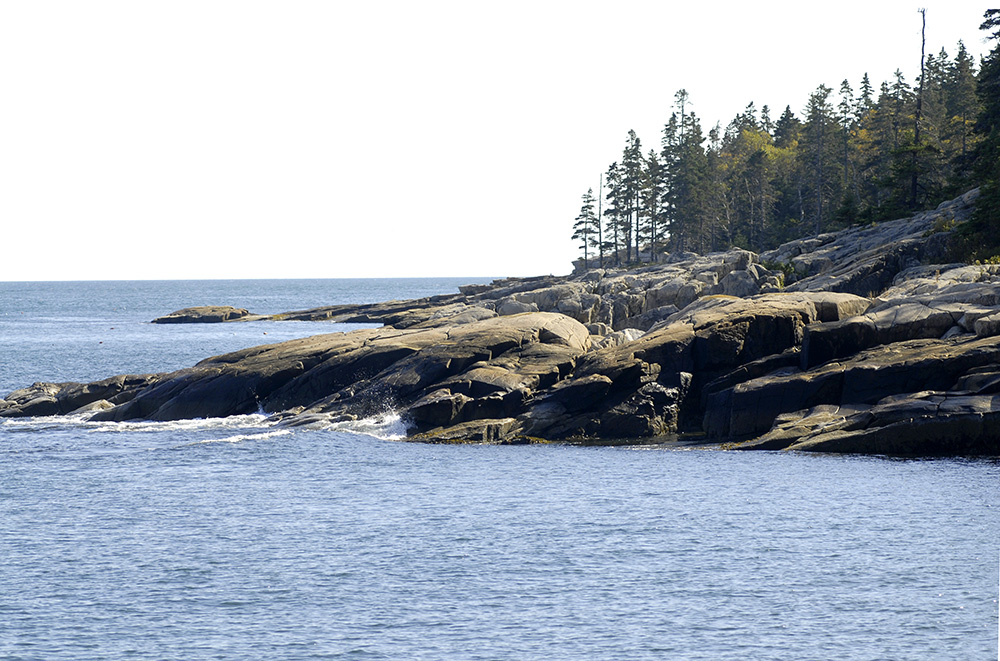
[1,280,998,660]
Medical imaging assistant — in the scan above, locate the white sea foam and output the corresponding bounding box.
[0,413,273,434]
[186,429,293,446]
[2,409,412,443]
[85,413,273,434]
[330,411,411,441]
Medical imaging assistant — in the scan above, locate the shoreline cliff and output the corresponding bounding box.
[4,189,999,457]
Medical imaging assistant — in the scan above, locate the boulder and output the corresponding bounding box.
[496,299,538,316]
[590,328,645,351]
[713,270,758,298]
[974,312,1000,338]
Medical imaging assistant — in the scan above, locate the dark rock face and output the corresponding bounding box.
[5,189,998,456]
[84,314,592,431]
[730,392,1000,456]
[706,335,1000,440]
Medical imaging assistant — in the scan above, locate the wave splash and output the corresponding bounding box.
[329,411,411,441]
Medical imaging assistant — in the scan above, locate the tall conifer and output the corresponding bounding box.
[968,10,1000,250]
[571,189,599,265]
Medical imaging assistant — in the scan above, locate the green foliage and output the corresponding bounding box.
[761,259,795,284]
[571,188,599,264]
[921,213,959,237]
[574,11,997,263]
[954,11,1000,261]
[950,218,1000,263]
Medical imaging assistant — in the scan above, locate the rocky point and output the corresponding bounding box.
[4,189,998,456]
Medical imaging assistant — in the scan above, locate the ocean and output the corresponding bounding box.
[1,279,998,660]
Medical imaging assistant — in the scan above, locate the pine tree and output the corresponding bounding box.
[857,73,875,119]
[802,85,839,233]
[967,9,1000,253]
[569,10,1000,262]
[662,100,710,253]
[770,106,806,242]
[944,41,981,189]
[603,162,625,265]
[640,150,666,261]
[774,105,802,148]
[889,70,913,151]
[703,124,730,251]
[854,82,897,216]
[620,130,644,263]
[910,8,928,208]
[571,189,599,266]
[660,113,682,250]
[836,79,859,221]
[761,105,774,134]
[679,114,710,252]
[880,71,919,217]
[916,47,951,201]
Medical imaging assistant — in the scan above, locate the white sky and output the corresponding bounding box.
[0,1,992,281]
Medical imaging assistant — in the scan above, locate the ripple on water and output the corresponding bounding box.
[1,415,998,659]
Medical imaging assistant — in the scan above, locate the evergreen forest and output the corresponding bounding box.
[572,10,1000,267]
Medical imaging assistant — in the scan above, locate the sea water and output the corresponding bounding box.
[1,279,997,660]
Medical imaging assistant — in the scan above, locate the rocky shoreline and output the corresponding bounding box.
[4,189,999,456]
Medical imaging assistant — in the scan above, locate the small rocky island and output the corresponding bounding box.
[3,189,998,456]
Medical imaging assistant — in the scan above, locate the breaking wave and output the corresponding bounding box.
[328,411,411,441]
[185,429,294,446]
[0,412,270,432]
[1,410,412,444]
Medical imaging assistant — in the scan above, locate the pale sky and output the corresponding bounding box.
[0,1,992,281]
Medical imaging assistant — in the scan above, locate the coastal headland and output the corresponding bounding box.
[4,189,999,456]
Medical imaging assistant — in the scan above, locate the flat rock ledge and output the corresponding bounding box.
[153,306,257,323]
[4,189,998,457]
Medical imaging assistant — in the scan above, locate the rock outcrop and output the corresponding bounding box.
[150,249,788,333]
[152,306,255,323]
[4,189,998,456]
[0,374,163,417]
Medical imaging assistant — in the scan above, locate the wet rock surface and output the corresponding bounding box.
[5,189,999,456]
